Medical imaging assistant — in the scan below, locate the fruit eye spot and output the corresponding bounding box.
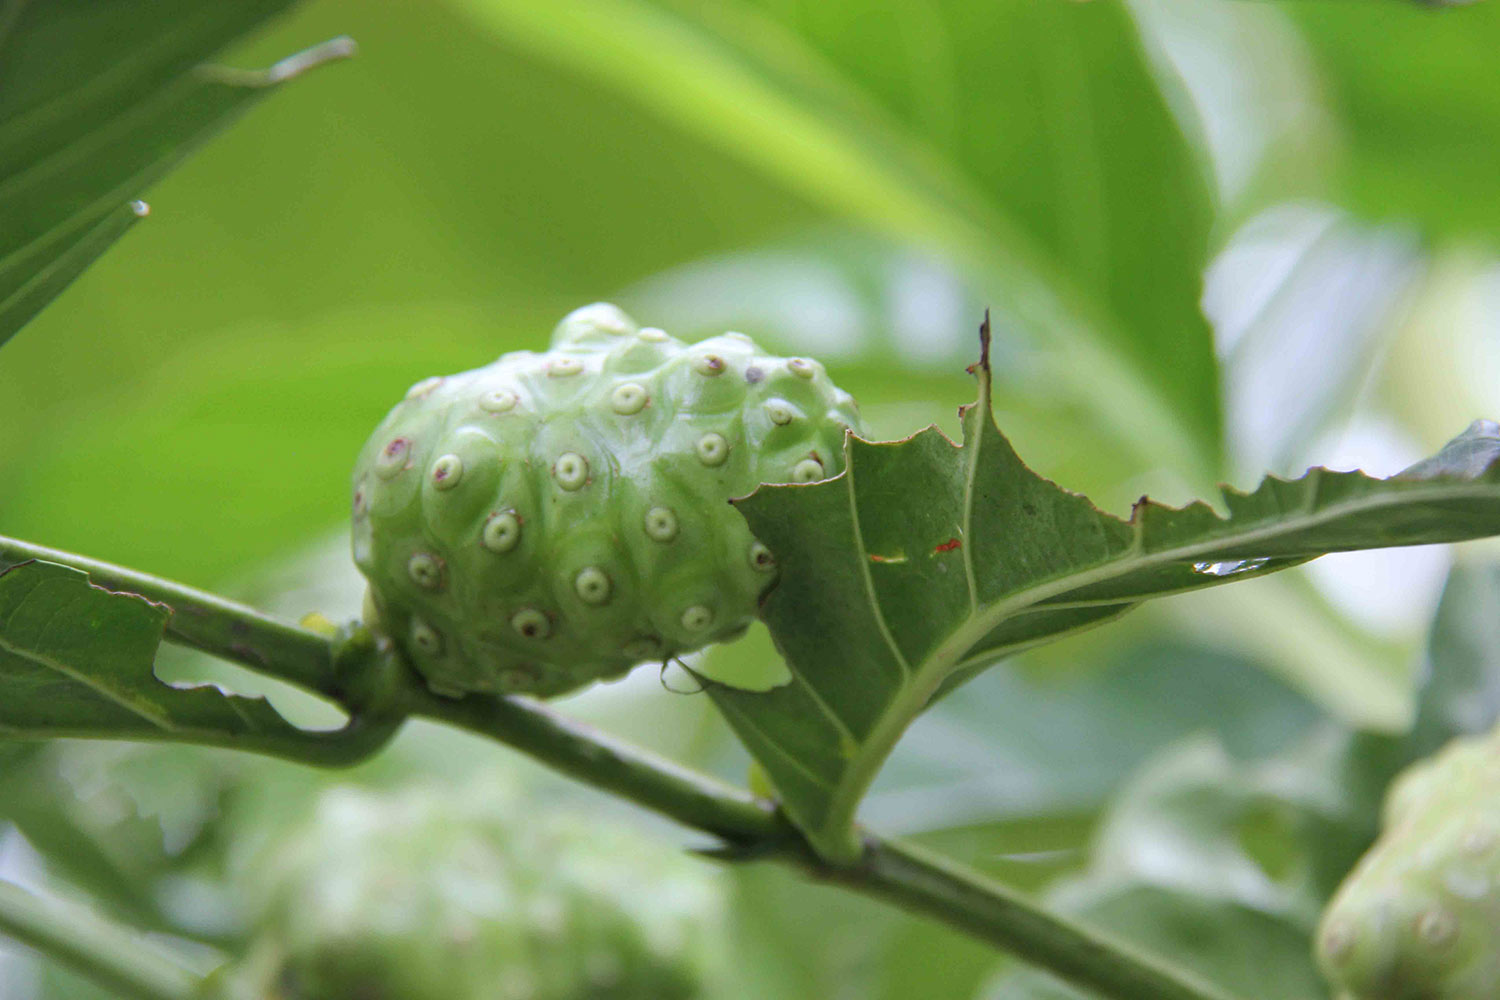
[644,506,679,542]
[610,383,648,415]
[680,605,714,632]
[407,553,444,590]
[788,358,816,379]
[554,453,589,490]
[498,666,538,692]
[548,357,584,377]
[410,619,443,655]
[561,303,633,338]
[1416,907,1458,948]
[479,389,519,413]
[482,511,521,552]
[406,376,443,399]
[1320,921,1354,965]
[695,433,729,467]
[749,541,776,571]
[1462,826,1498,855]
[430,453,463,490]
[693,354,726,376]
[512,608,552,639]
[792,457,824,483]
[375,437,410,479]
[765,399,797,426]
[351,484,368,517]
[574,567,612,605]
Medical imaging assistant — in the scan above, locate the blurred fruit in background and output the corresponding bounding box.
[219,780,726,1000]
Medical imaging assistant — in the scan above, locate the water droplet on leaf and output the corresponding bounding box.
[1190,557,1270,577]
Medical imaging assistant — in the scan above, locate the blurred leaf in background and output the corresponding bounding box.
[1287,1,1500,245]
[451,0,1225,483]
[0,0,350,347]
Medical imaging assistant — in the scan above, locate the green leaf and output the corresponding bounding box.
[0,0,352,348]
[0,560,338,759]
[708,343,1500,860]
[448,0,1221,477]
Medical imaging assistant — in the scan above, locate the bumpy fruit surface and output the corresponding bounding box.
[351,304,862,698]
[1316,725,1500,999]
[229,782,725,1000]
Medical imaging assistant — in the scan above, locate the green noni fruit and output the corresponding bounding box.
[225,781,726,1000]
[351,303,862,698]
[1316,725,1500,999]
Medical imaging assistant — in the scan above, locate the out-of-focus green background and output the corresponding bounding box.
[6,1,1500,997]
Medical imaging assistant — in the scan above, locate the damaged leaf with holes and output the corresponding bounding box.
[352,304,863,699]
[706,323,1500,862]
[0,560,315,754]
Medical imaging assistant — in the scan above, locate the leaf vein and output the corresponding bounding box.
[845,444,913,681]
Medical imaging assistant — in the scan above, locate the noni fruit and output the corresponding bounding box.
[1316,724,1500,999]
[351,304,862,698]
[222,781,726,1000]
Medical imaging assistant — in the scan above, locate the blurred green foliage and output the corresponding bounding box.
[1289,1,1500,243]
[8,0,1500,998]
